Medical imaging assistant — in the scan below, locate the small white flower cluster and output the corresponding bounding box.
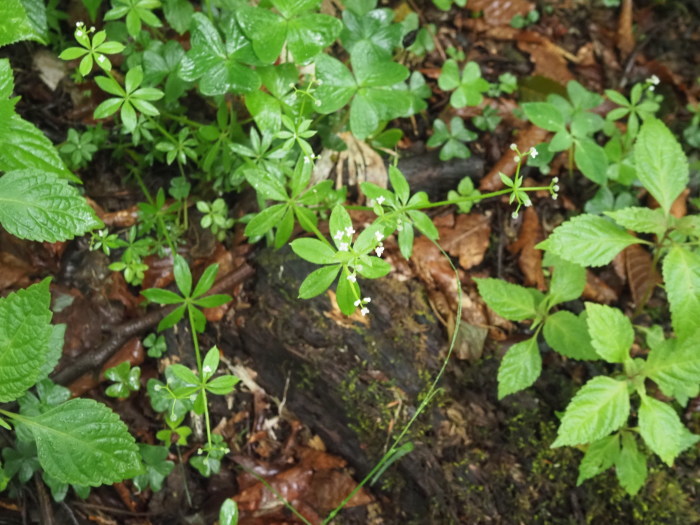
[354,297,371,316]
[647,75,660,91]
[334,225,356,252]
[509,143,538,163]
[375,230,384,257]
[74,21,95,38]
[551,176,560,200]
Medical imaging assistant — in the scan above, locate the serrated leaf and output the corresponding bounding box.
[576,434,620,485]
[0,279,53,402]
[644,336,700,406]
[0,169,102,242]
[543,310,599,360]
[20,398,142,486]
[475,278,538,321]
[497,336,541,399]
[548,258,586,305]
[585,303,633,363]
[546,214,640,267]
[635,118,688,215]
[615,433,647,496]
[605,207,669,237]
[552,376,630,447]
[662,246,700,340]
[0,0,41,47]
[0,115,78,182]
[638,396,697,466]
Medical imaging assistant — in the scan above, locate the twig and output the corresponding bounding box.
[51,263,255,386]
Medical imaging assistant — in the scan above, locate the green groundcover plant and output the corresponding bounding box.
[0,0,698,520]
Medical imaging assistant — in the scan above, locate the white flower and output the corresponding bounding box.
[289,82,295,88]
[97,55,105,62]
[153,384,162,391]
[553,176,559,183]
[354,300,362,307]
[203,365,212,374]
[356,265,363,271]
[512,211,519,219]
[648,85,655,92]
[376,244,385,257]
[347,273,357,283]
[375,231,384,242]
[530,148,538,158]
[76,30,84,37]
[513,155,520,163]
[363,297,371,303]
[360,307,369,316]
[314,99,322,107]
[648,75,660,85]
[376,195,385,205]
[553,185,560,192]
[339,242,349,251]
[345,226,355,236]
[334,231,344,241]
[76,21,84,27]
[552,193,559,200]
[509,143,517,151]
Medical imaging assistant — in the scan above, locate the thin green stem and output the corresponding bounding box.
[187,306,212,448]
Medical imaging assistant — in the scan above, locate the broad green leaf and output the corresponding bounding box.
[644,336,700,406]
[329,204,353,246]
[219,499,239,525]
[133,443,174,493]
[141,288,183,305]
[605,207,669,237]
[356,256,391,279]
[0,114,78,182]
[474,278,538,321]
[615,433,647,496]
[0,170,101,242]
[336,267,360,315]
[638,396,698,466]
[662,246,700,339]
[21,398,142,486]
[0,279,53,402]
[192,264,220,298]
[350,91,380,140]
[575,138,608,185]
[521,102,566,132]
[286,14,342,63]
[545,214,640,267]
[314,54,356,113]
[206,375,240,395]
[173,254,192,297]
[163,0,193,34]
[552,376,630,447]
[299,264,340,299]
[635,118,688,215]
[543,310,599,360]
[585,303,633,363]
[340,7,401,60]
[408,210,439,241]
[548,258,586,305]
[497,336,541,399]
[291,238,337,264]
[179,14,260,95]
[0,59,13,97]
[389,166,409,204]
[576,434,620,485]
[0,0,41,47]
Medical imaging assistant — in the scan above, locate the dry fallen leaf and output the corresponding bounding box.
[623,244,660,308]
[468,0,535,26]
[437,213,492,270]
[507,207,545,290]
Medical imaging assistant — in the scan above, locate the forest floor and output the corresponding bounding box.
[2,0,700,524]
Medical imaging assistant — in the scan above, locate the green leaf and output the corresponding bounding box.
[21,398,142,486]
[638,396,698,466]
[163,0,193,34]
[133,444,174,493]
[408,210,439,241]
[219,499,239,525]
[544,214,640,267]
[644,335,700,406]
[662,246,700,339]
[244,203,287,237]
[194,294,231,309]
[585,303,633,363]
[141,288,183,305]
[157,304,186,332]
[168,364,199,386]
[0,0,42,47]
[575,138,608,185]
[173,254,192,297]
[0,114,77,182]
[389,165,409,204]
[548,259,586,305]
[576,434,620,485]
[0,279,53,402]
[552,376,630,447]
[543,310,599,360]
[635,118,688,215]
[314,54,356,113]
[298,264,340,299]
[179,14,261,96]
[605,207,669,237]
[291,238,337,264]
[497,336,542,399]
[615,433,647,496]
[193,264,219,298]
[0,170,102,242]
[474,278,538,321]
[522,102,566,132]
[206,375,240,395]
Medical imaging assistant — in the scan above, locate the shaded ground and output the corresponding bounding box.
[1,0,700,523]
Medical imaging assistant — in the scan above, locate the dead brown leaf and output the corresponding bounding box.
[624,244,660,308]
[480,125,549,191]
[582,270,618,304]
[517,37,575,84]
[507,207,545,290]
[468,0,534,26]
[618,0,635,57]
[437,213,491,270]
